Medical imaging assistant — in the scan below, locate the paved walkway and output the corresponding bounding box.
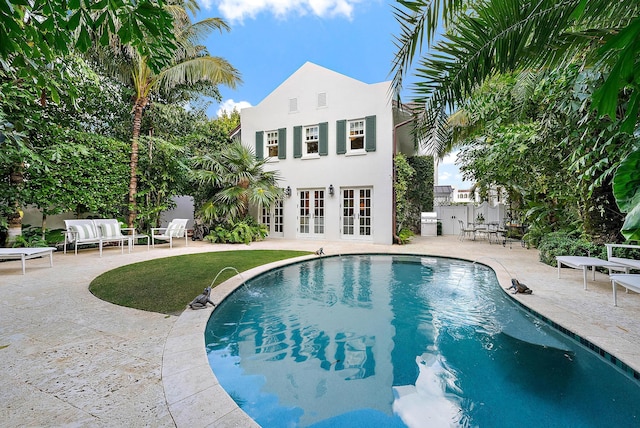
[1,236,639,427]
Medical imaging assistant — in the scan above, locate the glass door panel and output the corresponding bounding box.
[342,187,372,239]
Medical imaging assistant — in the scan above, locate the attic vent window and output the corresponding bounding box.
[317,92,327,108]
[289,98,298,113]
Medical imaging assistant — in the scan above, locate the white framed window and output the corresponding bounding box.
[266,130,278,158]
[348,119,365,152]
[304,125,319,156]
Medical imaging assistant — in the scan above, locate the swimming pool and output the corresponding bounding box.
[205,255,640,427]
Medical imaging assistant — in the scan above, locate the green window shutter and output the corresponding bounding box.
[278,128,286,159]
[319,122,328,156]
[365,115,376,152]
[293,126,302,158]
[336,120,346,154]
[255,131,264,159]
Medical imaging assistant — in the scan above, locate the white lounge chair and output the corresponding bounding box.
[0,247,56,274]
[556,256,628,290]
[605,243,640,271]
[93,219,129,254]
[151,219,189,249]
[610,274,640,306]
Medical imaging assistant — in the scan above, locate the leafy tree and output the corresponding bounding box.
[453,67,634,242]
[136,136,191,231]
[91,0,241,227]
[0,0,176,85]
[141,103,210,140]
[392,0,640,240]
[1,0,176,244]
[1,76,49,242]
[0,128,130,245]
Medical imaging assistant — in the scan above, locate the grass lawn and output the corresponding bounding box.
[89,250,311,315]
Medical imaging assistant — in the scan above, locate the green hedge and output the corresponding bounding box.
[537,232,603,266]
[538,231,640,268]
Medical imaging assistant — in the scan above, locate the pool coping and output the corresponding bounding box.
[161,252,638,427]
[162,254,317,427]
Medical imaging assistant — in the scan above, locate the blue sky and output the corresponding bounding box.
[194,0,472,189]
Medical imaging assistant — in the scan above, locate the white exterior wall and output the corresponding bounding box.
[241,62,395,244]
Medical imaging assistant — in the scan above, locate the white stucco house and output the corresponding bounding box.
[240,62,417,245]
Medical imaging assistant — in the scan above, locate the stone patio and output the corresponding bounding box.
[1,236,639,427]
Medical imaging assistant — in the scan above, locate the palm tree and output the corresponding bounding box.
[391,0,640,154]
[92,0,241,227]
[392,0,640,240]
[191,141,283,224]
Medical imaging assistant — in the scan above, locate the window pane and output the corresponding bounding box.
[266,131,278,157]
[304,126,319,155]
[349,120,365,150]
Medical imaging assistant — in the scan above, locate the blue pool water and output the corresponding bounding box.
[205,255,640,427]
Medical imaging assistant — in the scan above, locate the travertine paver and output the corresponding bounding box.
[1,236,639,427]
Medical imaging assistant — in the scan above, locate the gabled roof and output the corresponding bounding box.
[255,61,390,108]
[434,185,453,195]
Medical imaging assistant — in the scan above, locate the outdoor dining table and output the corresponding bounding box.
[473,223,488,240]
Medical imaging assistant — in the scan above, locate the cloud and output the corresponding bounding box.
[440,152,458,165]
[438,171,452,181]
[217,99,252,117]
[205,0,362,22]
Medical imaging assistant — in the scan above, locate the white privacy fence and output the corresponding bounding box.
[435,202,506,236]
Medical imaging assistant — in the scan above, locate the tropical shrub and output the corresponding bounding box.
[398,228,415,245]
[537,232,603,266]
[205,219,268,244]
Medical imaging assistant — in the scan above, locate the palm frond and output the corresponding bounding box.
[175,18,231,47]
[406,0,592,141]
[155,56,241,92]
[390,0,465,98]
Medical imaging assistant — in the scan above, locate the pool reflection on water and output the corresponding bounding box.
[205,255,640,427]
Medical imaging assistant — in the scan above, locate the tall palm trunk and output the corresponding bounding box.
[128,98,147,228]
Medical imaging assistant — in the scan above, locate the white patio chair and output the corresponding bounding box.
[458,220,475,241]
[151,219,189,249]
[93,219,128,254]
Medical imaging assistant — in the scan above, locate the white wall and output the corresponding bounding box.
[160,196,194,228]
[241,62,396,244]
[21,195,194,231]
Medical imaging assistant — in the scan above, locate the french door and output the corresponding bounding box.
[261,200,284,237]
[299,189,325,236]
[342,187,372,239]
